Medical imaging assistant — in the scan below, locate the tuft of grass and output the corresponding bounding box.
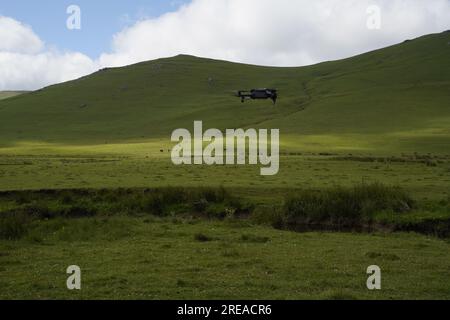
[321,290,359,300]
[194,233,214,242]
[0,213,29,240]
[282,183,414,228]
[0,187,244,219]
[1,185,449,239]
[240,234,270,243]
[365,251,400,261]
[251,206,284,228]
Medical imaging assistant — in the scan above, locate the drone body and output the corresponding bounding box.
[236,88,278,104]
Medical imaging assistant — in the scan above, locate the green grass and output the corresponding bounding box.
[0,187,248,224]
[279,183,415,229]
[0,152,449,202]
[0,186,448,300]
[3,185,447,240]
[1,217,449,300]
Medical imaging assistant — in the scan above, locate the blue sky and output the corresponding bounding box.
[0,0,188,59]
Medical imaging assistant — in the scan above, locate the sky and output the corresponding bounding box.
[0,0,449,90]
[0,0,188,58]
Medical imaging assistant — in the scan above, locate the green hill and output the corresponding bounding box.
[0,91,27,100]
[0,31,449,154]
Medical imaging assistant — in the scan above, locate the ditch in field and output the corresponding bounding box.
[1,183,449,241]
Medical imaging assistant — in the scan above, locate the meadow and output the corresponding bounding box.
[0,32,449,299]
[0,148,449,299]
[1,217,450,300]
[1,143,449,202]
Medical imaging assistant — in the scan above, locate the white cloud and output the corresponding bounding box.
[0,16,96,90]
[0,16,44,54]
[0,51,96,91]
[99,0,450,67]
[1,0,450,90]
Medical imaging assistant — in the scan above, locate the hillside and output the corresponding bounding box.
[0,91,27,100]
[0,31,449,154]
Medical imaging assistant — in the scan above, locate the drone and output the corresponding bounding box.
[235,88,278,104]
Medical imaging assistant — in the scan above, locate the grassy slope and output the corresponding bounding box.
[0,32,449,154]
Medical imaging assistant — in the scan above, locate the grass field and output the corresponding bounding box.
[0,32,449,300]
[1,217,450,300]
[1,148,449,202]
